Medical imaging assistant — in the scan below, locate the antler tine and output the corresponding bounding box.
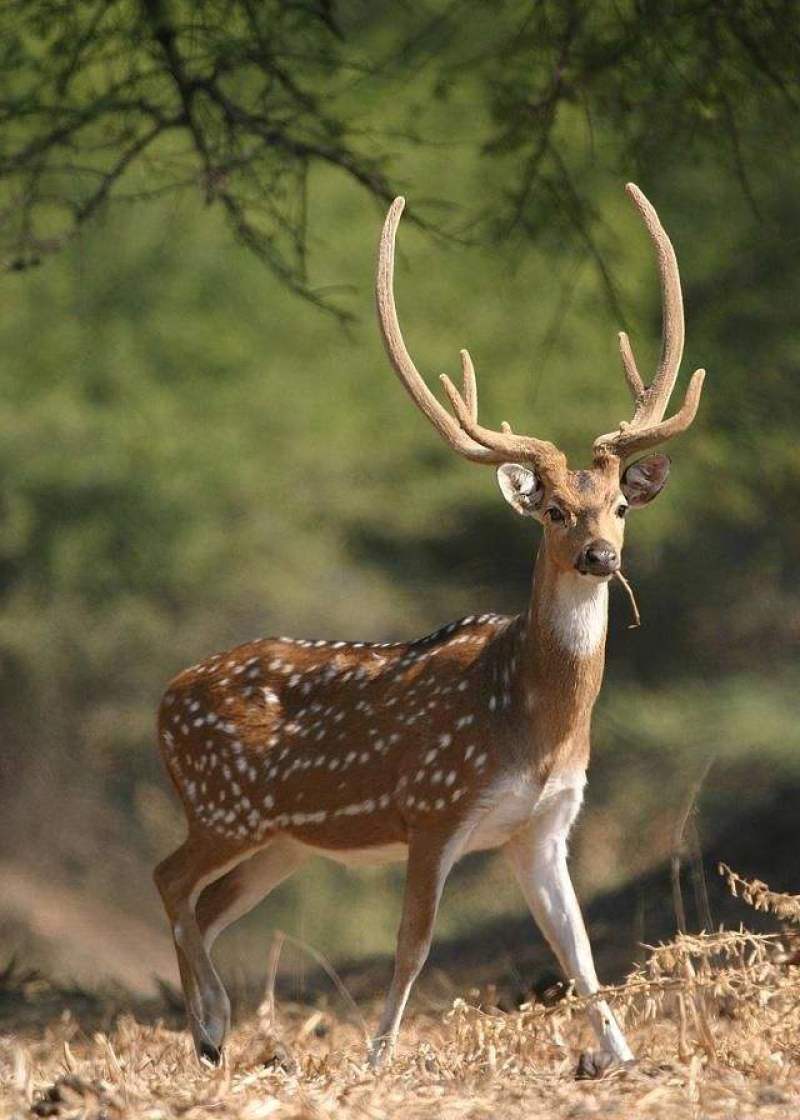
[594,184,705,461]
[459,349,478,421]
[439,369,563,466]
[377,199,565,474]
[376,198,499,464]
[597,368,706,460]
[617,331,645,402]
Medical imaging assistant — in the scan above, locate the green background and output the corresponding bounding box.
[1,1,798,995]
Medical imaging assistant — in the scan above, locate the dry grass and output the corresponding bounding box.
[1,870,799,1120]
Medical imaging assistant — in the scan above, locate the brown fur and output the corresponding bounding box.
[156,454,629,861]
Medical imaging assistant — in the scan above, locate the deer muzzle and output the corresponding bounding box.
[576,540,620,577]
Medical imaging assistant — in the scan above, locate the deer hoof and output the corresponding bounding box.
[367,1037,393,1070]
[575,1049,616,1080]
[197,1039,223,1067]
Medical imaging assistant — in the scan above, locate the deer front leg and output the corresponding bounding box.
[504,799,633,1065]
[368,827,463,1068]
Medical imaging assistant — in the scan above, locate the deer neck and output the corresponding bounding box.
[528,543,609,662]
[511,541,608,767]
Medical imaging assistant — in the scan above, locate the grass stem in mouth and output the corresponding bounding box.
[614,569,641,629]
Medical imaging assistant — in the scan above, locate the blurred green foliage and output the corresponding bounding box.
[0,1,798,981]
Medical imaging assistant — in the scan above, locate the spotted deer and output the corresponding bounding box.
[155,183,705,1069]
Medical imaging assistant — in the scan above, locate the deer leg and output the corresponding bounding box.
[154,835,256,1064]
[504,800,633,1064]
[196,836,309,952]
[369,827,463,1068]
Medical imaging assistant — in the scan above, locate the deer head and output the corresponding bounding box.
[376,184,705,581]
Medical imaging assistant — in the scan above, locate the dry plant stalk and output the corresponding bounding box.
[443,923,798,1078]
[258,930,286,1031]
[719,862,800,924]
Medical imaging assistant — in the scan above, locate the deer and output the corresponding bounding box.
[154,182,705,1072]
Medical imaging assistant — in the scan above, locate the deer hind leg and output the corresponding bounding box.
[196,835,309,953]
[504,791,633,1065]
[369,827,464,1068]
[154,834,256,1065]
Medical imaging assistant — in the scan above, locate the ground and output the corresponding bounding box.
[1,905,799,1120]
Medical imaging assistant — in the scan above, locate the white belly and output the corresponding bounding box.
[297,771,585,868]
[465,770,586,853]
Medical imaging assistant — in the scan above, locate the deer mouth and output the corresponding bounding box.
[575,569,616,584]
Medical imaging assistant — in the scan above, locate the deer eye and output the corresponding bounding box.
[546,506,565,524]
[616,503,629,518]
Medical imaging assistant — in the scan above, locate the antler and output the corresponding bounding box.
[593,183,706,462]
[376,197,566,475]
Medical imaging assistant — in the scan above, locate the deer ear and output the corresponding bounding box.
[496,464,544,517]
[621,454,671,507]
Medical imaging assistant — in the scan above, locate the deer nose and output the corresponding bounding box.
[577,539,619,576]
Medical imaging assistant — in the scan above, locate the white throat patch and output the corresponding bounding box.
[547,574,608,658]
